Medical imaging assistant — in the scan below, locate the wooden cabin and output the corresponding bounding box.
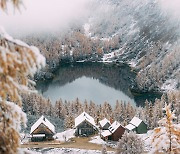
[99,118,111,130]
[101,121,125,141]
[100,129,112,141]
[125,117,147,134]
[30,115,55,142]
[75,112,97,137]
[108,121,125,141]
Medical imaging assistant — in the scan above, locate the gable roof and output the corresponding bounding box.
[99,118,110,128]
[129,117,143,127]
[125,123,136,131]
[101,130,112,137]
[108,121,123,133]
[30,115,55,134]
[75,112,96,128]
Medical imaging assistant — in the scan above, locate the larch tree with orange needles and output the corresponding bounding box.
[0,0,46,153]
[150,103,180,154]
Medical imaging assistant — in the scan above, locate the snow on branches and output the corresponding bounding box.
[0,27,45,153]
[116,131,144,154]
[0,0,22,11]
[0,27,45,104]
[150,103,180,154]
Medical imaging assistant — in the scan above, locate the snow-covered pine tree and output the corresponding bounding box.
[150,103,180,154]
[167,91,180,123]
[144,100,154,129]
[63,100,69,116]
[83,99,89,112]
[64,114,74,129]
[152,98,164,128]
[136,106,146,122]
[74,97,81,114]
[46,98,53,116]
[55,99,64,119]
[126,102,136,124]
[89,100,96,117]
[116,131,144,154]
[114,100,121,121]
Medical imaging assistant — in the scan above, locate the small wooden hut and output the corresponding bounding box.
[75,112,97,137]
[30,115,55,142]
[99,118,111,130]
[100,121,125,141]
[125,116,147,134]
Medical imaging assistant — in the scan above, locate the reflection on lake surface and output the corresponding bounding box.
[36,62,162,107]
[43,76,136,106]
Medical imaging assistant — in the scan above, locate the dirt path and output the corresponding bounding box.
[21,137,115,151]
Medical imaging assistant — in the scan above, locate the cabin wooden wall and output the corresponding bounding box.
[76,121,96,136]
[136,122,147,134]
[32,123,54,135]
[111,126,125,141]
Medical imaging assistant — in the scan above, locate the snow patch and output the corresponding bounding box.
[54,129,75,142]
[137,130,153,152]
[161,79,178,91]
[101,130,112,137]
[102,49,124,62]
[128,60,137,67]
[109,121,122,133]
[89,136,106,145]
[99,118,110,128]
[129,117,142,127]
[75,112,96,128]
[125,124,136,131]
[26,148,115,154]
[84,23,91,37]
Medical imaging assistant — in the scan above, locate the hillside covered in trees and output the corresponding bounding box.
[19,0,180,92]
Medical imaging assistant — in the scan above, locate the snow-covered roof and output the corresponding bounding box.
[129,117,143,127]
[30,115,55,134]
[125,124,136,131]
[32,134,45,137]
[108,121,122,133]
[101,130,112,137]
[75,112,96,128]
[99,118,110,128]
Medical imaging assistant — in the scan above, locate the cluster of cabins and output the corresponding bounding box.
[30,112,147,142]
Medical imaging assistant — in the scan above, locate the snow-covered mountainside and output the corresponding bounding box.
[23,0,180,92]
[89,0,180,91]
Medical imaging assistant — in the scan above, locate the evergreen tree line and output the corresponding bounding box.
[22,91,180,130]
[22,31,121,71]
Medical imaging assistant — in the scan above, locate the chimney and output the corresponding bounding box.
[110,118,113,124]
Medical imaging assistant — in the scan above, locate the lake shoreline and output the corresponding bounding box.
[36,61,163,107]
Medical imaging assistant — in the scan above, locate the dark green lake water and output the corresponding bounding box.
[36,62,162,107]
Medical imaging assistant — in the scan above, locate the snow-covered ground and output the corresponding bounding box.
[102,49,124,62]
[20,133,31,144]
[54,129,75,142]
[89,136,106,145]
[137,131,153,152]
[26,148,115,154]
[161,79,178,91]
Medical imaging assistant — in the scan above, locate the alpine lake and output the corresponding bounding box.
[36,62,162,107]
